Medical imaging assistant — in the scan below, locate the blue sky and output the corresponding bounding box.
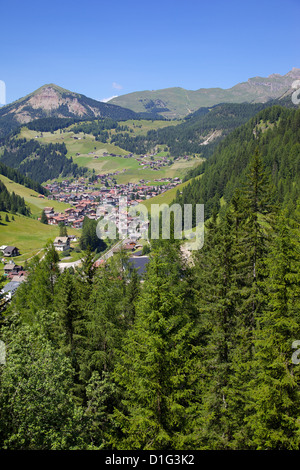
[1,0,299,104]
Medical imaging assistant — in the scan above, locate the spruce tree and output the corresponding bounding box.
[112,242,199,450]
[40,210,48,224]
[247,213,300,449]
[193,209,239,449]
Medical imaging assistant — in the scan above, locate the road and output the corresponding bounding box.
[58,238,126,271]
[58,258,83,271]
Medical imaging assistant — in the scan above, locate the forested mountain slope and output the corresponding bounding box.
[109,100,294,158]
[0,137,88,183]
[174,105,300,220]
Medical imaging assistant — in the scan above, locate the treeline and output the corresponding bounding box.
[0,161,48,195]
[1,152,300,449]
[0,139,88,183]
[27,117,81,133]
[0,180,30,215]
[175,105,300,221]
[110,132,148,154]
[71,119,129,144]
[71,118,119,135]
[0,114,20,139]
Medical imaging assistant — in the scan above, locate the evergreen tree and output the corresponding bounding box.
[12,243,60,319]
[247,213,300,449]
[80,216,106,253]
[59,222,68,237]
[0,314,82,449]
[53,269,86,400]
[78,257,129,385]
[226,152,275,448]
[112,242,199,450]
[40,210,48,224]
[193,209,239,449]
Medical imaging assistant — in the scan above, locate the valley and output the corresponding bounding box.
[0,115,205,271]
[0,81,299,454]
[0,88,298,273]
[1,0,300,452]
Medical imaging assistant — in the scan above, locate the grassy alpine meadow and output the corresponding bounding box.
[109,119,182,137]
[114,156,204,184]
[0,174,72,218]
[0,211,80,269]
[141,173,204,210]
[18,127,129,158]
[72,154,140,174]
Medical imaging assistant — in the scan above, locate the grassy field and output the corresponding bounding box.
[73,154,140,174]
[115,157,203,184]
[143,174,203,210]
[0,211,80,266]
[109,119,181,137]
[0,174,72,218]
[19,128,129,159]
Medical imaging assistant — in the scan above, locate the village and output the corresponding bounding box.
[0,172,183,301]
[40,173,182,230]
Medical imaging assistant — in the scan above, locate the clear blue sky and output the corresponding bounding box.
[1,0,299,104]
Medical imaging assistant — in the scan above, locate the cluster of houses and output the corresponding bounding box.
[0,162,185,300]
[41,176,182,231]
[0,245,28,301]
[137,155,170,171]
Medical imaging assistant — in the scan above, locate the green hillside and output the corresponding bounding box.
[174,105,300,220]
[109,68,300,118]
[108,102,274,159]
[0,174,71,217]
[143,175,203,210]
[0,211,80,266]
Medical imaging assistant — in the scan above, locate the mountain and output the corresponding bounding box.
[108,68,300,119]
[0,84,140,138]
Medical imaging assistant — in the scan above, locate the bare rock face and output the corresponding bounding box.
[29,86,62,110]
[13,85,97,122]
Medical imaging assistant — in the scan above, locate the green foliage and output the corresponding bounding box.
[246,213,300,449]
[112,243,199,450]
[0,179,30,215]
[0,138,88,183]
[40,209,48,224]
[0,160,48,195]
[0,103,300,450]
[0,313,81,450]
[59,222,68,237]
[175,106,300,220]
[27,117,80,133]
[79,216,106,253]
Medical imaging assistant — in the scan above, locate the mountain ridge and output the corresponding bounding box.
[108,68,300,118]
